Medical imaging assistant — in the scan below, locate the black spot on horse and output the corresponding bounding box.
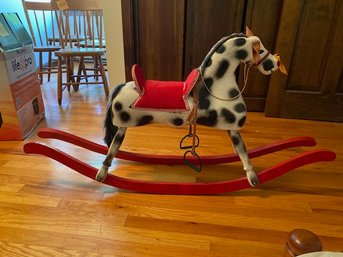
[238,116,246,127]
[137,115,153,126]
[215,60,229,79]
[204,77,213,87]
[229,88,240,99]
[199,98,210,110]
[198,86,211,109]
[221,108,236,123]
[235,37,246,46]
[216,45,225,54]
[204,58,212,67]
[114,102,122,111]
[197,110,217,127]
[231,134,240,146]
[199,84,211,97]
[263,59,274,71]
[173,118,183,126]
[234,103,246,113]
[120,111,130,122]
[235,50,248,60]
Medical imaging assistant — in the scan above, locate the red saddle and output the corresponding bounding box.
[130,64,199,112]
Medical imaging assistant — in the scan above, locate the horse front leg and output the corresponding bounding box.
[228,130,259,187]
[96,127,127,182]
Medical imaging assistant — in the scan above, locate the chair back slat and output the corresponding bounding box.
[83,11,88,46]
[51,11,56,45]
[54,10,64,48]
[33,11,43,46]
[42,11,49,45]
[86,11,92,43]
[73,11,80,47]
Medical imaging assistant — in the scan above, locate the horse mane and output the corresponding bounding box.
[199,33,247,73]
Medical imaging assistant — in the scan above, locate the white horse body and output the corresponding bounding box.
[111,81,194,127]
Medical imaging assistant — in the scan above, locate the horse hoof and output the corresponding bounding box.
[95,172,107,182]
[96,167,108,182]
[248,172,259,187]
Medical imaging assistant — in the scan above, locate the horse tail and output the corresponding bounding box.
[103,83,125,147]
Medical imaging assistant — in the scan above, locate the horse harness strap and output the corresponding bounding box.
[190,86,199,154]
[180,83,203,172]
[255,51,270,66]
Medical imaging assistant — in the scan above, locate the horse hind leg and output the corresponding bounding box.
[228,130,259,187]
[96,127,127,182]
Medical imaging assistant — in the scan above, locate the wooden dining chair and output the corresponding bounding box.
[22,0,62,84]
[51,0,109,105]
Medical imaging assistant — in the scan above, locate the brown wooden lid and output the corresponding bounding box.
[285,229,323,256]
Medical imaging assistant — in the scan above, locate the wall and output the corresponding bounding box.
[101,0,126,89]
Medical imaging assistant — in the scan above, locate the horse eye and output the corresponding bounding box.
[259,50,264,54]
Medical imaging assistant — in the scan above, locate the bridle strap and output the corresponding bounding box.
[255,51,270,66]
[186,85,199,154]
[190,87,199,154]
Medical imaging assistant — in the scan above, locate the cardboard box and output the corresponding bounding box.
[0,13,45,140]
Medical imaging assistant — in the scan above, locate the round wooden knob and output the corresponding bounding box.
[285,229,323,256]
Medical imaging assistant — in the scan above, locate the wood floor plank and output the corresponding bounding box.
[0,191,61,207]
[124,205,343,238]
[210,237,284,257]
[125,215,291,243]
[0,227,213,257]
[0,184,24,193]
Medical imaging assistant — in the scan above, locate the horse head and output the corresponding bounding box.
[245,27,287,75]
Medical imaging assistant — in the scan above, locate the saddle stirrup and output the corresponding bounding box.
[180,87,202,172]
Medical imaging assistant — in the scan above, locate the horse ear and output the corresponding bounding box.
[252,41,260,64]
[246,27,259,63]
[245,26,254,37]
[274,54,288,75]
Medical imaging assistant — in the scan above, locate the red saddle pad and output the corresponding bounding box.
[131,64,199,112]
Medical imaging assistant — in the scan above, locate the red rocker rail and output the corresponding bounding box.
[23,128,336,195]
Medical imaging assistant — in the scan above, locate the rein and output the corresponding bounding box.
[199,62,252,101]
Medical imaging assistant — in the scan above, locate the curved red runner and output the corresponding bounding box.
[23,128,336,194]
[37,128,318,166]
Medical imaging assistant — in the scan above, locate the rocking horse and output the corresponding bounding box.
[24,28,336,194]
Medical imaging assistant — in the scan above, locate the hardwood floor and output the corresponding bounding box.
[0,75,342,256]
